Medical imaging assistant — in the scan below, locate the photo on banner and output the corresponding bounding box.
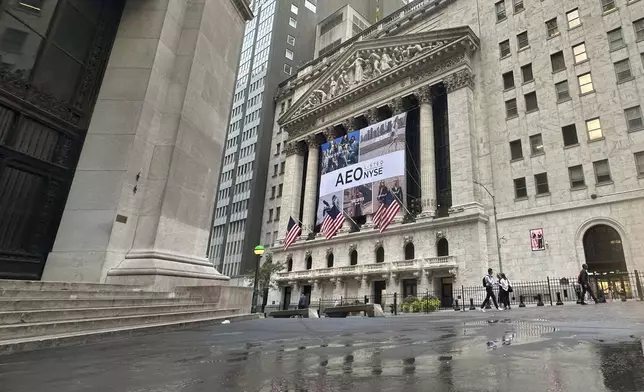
[316,112,407,226]
[530,228,545,251]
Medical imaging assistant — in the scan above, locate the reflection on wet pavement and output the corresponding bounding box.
[1,307,644,392]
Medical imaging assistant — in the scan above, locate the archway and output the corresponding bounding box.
[583,225,627,273]
[376,246,385,263]
[437,238,449,256]
[404,243,415,260]
[305,256,312,270]
[327,253,334,268]
[350,250,358,265]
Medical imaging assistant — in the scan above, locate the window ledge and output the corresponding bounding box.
[526,108,540,114]
[504,86,515,92]
[514,8,525,15]
[522,79,535,85]
[271,174,277,178]
[536,192,551,198]
[580,91,595,97]
[564,143,580,149]
[506,114,519,120]
[497,17,507,24]
[629,0,641,4]
[596,181,614,187]
[588,137,605,143]
[517,45,531,53]
[602,8,618,16]
[610,44,627,53]
[571,186,588,191]
[514,196,529,201]
[638,173,644,179]
[574,59,590,66]
[568,24,583,31]
[547,32,561,40]
[552,68,566,74]
[628,127,644,133]
[500,54,512,60]
[617,76,636,85]
[531,152,545,158]
[557,97,572,104]
[510,157,524,163]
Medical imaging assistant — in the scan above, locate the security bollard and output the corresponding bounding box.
[556,292,563,305]
[453,299,460,311]
[469,298,476,311]
[519,295,526,308]
[537,294,544,306]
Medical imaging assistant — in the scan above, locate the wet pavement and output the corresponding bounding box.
[2,302,644,391]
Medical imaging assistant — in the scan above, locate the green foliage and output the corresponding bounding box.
[400,296,441,313]
[247,261,284,291]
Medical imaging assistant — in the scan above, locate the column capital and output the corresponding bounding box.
[444,69,475,93]
[305,134,321,148]
[342,117,356,132]
[284,141,305,156]
[364,108,379,124]
[414,85,433,104]
[323,126,336,142]
[388,97,406,115]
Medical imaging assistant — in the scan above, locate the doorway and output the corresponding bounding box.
[440,277,453,308]
[583,225,627,273]
[282,287,292,310]
[373,281,386,305]
[301,285,312,306]
[402,279,418,298]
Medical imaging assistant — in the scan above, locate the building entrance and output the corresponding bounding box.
[373,280,386,305]
[402,279,417,298]
[583,224,631,297]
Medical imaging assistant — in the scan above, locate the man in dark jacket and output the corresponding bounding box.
[298,293,309,309]
[578,264,598,305]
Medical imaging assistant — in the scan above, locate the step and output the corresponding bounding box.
[0,289,187,300]
[0,313,261,355]
[0,280,147,292]
[0,308,242,339]
[0,297,204,311]
[0,304,226,324]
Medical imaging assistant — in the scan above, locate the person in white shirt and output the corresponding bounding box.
[480,268,500,312]
[498,273,511,310]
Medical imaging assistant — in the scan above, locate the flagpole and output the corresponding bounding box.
[390,190,413,216]
[340,208,359,227]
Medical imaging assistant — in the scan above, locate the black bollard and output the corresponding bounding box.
[519,295,526,308]
[453,299,460,311]
[576,287,582,304]
[620,277,627,302]
[537,294,544,306]
[563,289,568,299]
[635,270,644,301]
[364,295,368,304]
[556,292,563,305]
[394,292,398,315]
[469,298,476,310]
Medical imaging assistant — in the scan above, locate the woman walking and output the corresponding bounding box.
[498,273,512,310]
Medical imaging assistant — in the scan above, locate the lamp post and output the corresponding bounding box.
[473,181,503,273]
[251,245,265,313]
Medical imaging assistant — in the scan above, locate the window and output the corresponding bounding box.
[275,207,281,221]
[500,39,511,57]
[280,161,285,174]
[503,71,514,89]
[635,19,644,41]
[304,0,316,13]
[608,28,625,51]
[510,139,523,160]
[594,159,612,183]
[525,91,538,112]
[276,142,281,155]
[530,134,544,155]
[625,106,643,131]
[551,51,565,72]
[376,247,385,263]
[635,152,644,176]
[573,43,587,63]
[601,0,616,13]
[327,253,334,268]
[534,173,549,195]
[521,63,534,82]
[506,98,518,118]
[273,164,278,176]
[287,35,296,45]
[514,177,527,198]
[268,209,273,221]
[289,17,297,28]
[586,118,603,140]
[287,98,292,108]
[278,184,283,197]
[285,49,294,60]
[614,59,632,82]
[496,1,506,21]
[283,64,292,75]
[513,0,524,13]
[578,73,594,94]
[567,9,581,29]
[555,80,570,101]
[517,31,529,50]
[350,250,358,265]
[562,124,579,146]
[546,18,559,38]
[305,256,312,270]
[270,186,276,199]
[280,102,285,114]
[291,4,298,14]
[569,165,586,188]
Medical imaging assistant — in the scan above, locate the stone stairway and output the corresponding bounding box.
[0,280,257,355]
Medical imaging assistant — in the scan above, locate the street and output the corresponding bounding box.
[1,302,643,392]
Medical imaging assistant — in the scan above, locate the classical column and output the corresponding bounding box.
[278,142,305,241]
[364,108,379,125]
[444,69,478,212]
[415,86,437,219]
[301,135,320,236]
[311,279,321,303]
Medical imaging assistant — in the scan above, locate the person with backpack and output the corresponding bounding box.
[480,268,500,312]
[498,273,512,310]
[578,264,598,305]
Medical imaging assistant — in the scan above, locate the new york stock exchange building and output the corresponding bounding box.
[267,0,644,308]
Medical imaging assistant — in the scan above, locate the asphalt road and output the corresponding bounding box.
[1,302,644,392]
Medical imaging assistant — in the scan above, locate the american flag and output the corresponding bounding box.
[373,191,400,233]
[321,204,344,239]
[284,217,301,250]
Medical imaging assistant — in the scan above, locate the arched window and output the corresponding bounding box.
[437,238,449,256]
[404,243,415,260]
[350,250,358,265]
[327,253,334,268]
[305,255,312,270]
[376,247,385,263]
[287,258,293,272]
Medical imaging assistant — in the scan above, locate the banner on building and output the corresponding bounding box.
[316,113,407,226]
[530,228,545,251]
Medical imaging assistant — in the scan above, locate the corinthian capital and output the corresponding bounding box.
[389,97,406,115]
[342,117,356,132]
[364,108,379,125]
[285,141,305,156]
[306,134,320,148]
[414,85,433,105]
[444,69,475,93]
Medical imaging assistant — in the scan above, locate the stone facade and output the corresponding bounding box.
[263,0,644,305]
[43,0,252,289]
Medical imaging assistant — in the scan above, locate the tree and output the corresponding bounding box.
[248,261,284,292]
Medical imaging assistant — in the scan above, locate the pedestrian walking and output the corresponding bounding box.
[480,268,500,312]
[498,273,512,310]
[298,293,309,309]
[577,264,598,305]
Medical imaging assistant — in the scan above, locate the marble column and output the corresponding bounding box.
[445,69,478,211]
[312,279,321,303]
[301,135,320,236]
[415,86,437,219]
[279,142,305,240]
